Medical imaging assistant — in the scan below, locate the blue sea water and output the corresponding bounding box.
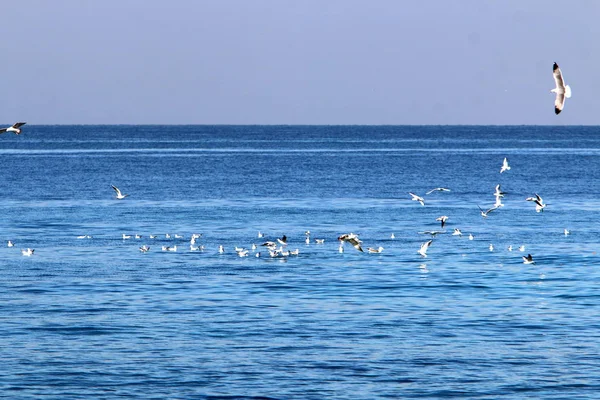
[0,125,599,399]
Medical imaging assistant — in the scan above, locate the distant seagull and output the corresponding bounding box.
[237,249,249,257]
[478,205,499,218]
[122,233,131,239]
[338,233,364,252]
[77,235,92,239]
[519,245,525,252]
[305,231,310,244]
[261,241,277,250]
[489,243,494,252]
[289,249,299,256]
[277,235,288,246]
[564,228,571,236]
[551,62,571,115]
[419,230,445,237]
[452,228,462,236]
[368,246,384,253]
[409,192,425,206]
[150,235,157,239]
[418,240,433,257]
[165,233,171,239]
[135,234,142,239]
[174,234,183,239]
[426,187,451,195]
[111,185,129,200]
[0,122,26,135]
[522,254,535,264]
[257,231,264,238]
[315,239,325,244]
[190,244,200,251]
[7,240,14,247]
[494,184,506,199]
[500,157,511,173]
[468,234,474,240]
[21,248,34,256]
[508,245,513,252]
[390,233,395,239]
[251,243,257,250]
[219,245,225,254]
[139,245,150,253]
[436,215,448,228]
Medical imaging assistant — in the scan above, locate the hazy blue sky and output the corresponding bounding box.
[2,0,599,124]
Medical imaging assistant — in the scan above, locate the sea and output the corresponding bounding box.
[0,125,598,399]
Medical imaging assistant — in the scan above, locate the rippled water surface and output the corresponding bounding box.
[0,125,599,399]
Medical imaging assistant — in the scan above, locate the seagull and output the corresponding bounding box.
[564,228,571,236]
[139,245,150,253]
[494,184,506,199]
[0,122,26,135]
[7,240,14,247]
[500,157,511,173]
[527,194,546,212]
[478,205,499,218]
[426,187,451,195]
[289,249,299,256]
[436,215,448,228]
[257,231,264,238]
[419,230,445,237]
[452,228,462,236]
[409,192,425,206]
[261,241,277,250]
[367,246,384,253]
[551,62,571,115]
[111,185,129,200]
[190,244,200,251]
[122,233,131,239]
[337,233,364,252]
[277,235,288,246]
[508,245,513,252]
[77,235,92,239]
[489,244,494,252]
[219,245,225,253]
[522,254,535,264]
[150,235,157,239]
[468,234,474,240]
[390,233,395,239]
[519,245,525,252]
[237,249,249,257]
[418,240,433,257]
[315,239,325,244]
[21,248,34,256]
[305,231,310,244]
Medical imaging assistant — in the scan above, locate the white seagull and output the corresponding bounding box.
[139,245,150,253]
[551,62,571,115]
[522,254,535,265]
[452,228,462,236]
[409,192,425,206]
[478,205,499,218]
[436,215,449,228]
[418,240,433,258]
[426,187,451,195]
[338,233,364,252]
[527,193,546,213]
[500,157,511,173]
[564,228,571,236]
[367,246,384,253]
[111,185,129,200]
[21,248,34,256]
[0,122,26,135]
[7,240,14,247]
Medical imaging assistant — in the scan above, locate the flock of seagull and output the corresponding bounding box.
[3,63,573,262]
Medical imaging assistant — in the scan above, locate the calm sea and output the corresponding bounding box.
[0,125,598,399]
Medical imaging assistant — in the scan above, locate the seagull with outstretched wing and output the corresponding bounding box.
[551,62,571,115]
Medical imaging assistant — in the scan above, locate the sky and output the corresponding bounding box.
[2,0,599,125]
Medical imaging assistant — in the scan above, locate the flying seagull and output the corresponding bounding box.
[418,239,433,258]
[409,192,425,206]
[500,157,511,173]
[551,62,571,115]
[111,185,129,200]
[436,215,448,228]
[426,187,451,195]
[478,205,499,218]
[338,233,364,252]
[522,254,535,265]
[0,122,26,135]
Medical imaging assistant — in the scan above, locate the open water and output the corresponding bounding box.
[0,125,599,399]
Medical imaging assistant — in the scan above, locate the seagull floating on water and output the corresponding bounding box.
[368,246,384,253]
[452,228,462,236]
[139,245,150,253]
[500,157,511,173]
[564,228,571,236]
[111,185,129,200]
[426,187,451,195]
[315,239,325,244]
[21,248,34,256]
[0,122,26,135]
[489,244,494,252]
[7,240,14,247]
[390,233,395,239]
[551,62,571,115]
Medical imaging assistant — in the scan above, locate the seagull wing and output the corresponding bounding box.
[12,122,26,128]
[555,93,565,115]
[0,128,7,134]
[553,63,565,90]
[111,185,122,196]
[346,237,363,252]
